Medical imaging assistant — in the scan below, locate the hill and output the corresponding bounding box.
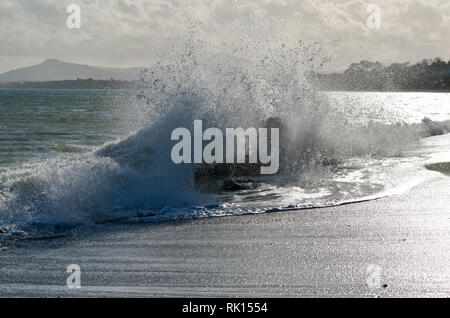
[0,59,141,82]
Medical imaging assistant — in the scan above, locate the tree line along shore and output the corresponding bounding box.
[1,58,449,91]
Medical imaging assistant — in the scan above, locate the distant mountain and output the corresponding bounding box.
[0,59,142,82]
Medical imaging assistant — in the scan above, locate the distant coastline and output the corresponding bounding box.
[1,57,449,91]
[311,58,450,92]
[0,79,137,90]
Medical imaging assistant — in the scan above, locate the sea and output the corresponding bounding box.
[0,87,449,238]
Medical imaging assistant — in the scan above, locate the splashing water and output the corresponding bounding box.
[0,24,438,237]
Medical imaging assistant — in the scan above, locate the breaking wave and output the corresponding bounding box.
[0,24,433,238]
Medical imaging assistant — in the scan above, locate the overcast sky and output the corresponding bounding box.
[0,0,449,73]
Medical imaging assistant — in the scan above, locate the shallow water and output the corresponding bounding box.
[0,89,449,236]
[0,89,137,167]
[1,90,448,167]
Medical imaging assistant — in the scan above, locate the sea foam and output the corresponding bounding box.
[0,23,428,235]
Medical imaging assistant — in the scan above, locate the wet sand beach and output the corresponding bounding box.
[1,170,449,297]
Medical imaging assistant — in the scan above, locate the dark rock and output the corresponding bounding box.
[420,117,448,137]
[382,284,388,288]
[223,179,245,191]
[194,116,286,179]
[222,179,253,192]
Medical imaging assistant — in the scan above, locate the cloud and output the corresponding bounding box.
[0,0,449,73]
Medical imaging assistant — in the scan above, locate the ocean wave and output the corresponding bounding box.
[0,31,441,237]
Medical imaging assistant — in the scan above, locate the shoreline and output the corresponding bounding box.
[1,170,449,297]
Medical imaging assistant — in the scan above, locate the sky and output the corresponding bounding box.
[0,0,449,73]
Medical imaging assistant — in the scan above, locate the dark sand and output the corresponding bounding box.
[0,173,449,297]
